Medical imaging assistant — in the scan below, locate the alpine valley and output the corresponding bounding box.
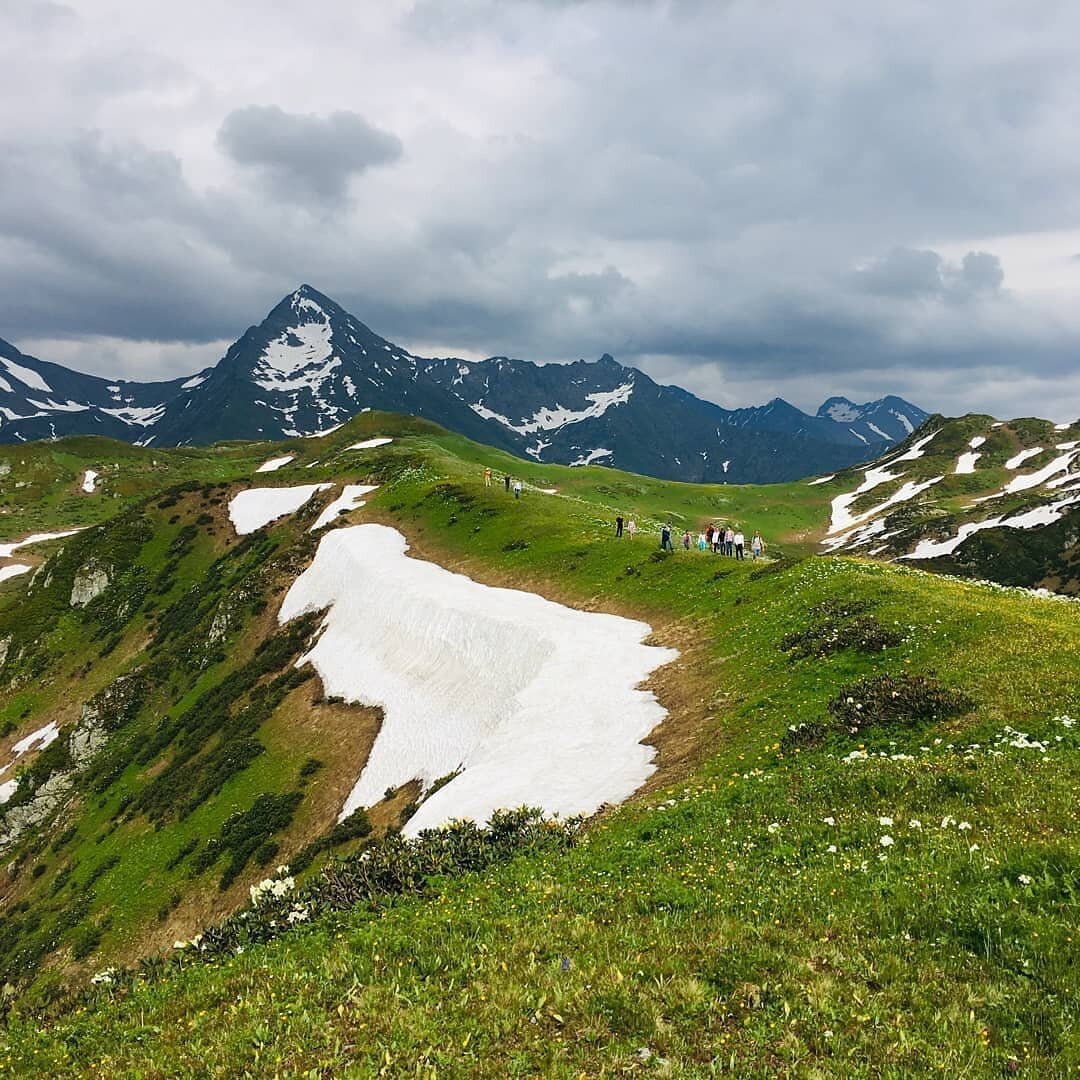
[0,286,928,484]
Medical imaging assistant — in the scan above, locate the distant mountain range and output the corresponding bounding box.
[0,285,928,483]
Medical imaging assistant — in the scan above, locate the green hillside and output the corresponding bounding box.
[0,414,1077,1076]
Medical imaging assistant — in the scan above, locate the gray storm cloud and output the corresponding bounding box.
[0,0,1079,419]
[217,106,403,203]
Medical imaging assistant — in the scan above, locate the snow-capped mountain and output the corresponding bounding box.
[0,286,929,483]
[816,395,923,447]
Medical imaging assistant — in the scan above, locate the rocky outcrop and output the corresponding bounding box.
[70,563,109,607]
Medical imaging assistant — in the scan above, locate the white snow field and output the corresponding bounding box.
[0,529,83,559]
[256,455,297,473]
[310,485,379,531]
[278,524,677,837]
[345,437,393,450]
[0,564,31,584]
[228,485,331,535]
[807,475,835,485]
[81,469,99,493]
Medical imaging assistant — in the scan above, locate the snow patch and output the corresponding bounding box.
[181,373,208,390]
[228,485,332,535]
[826,402,860,422]
[954,452,981,475]
[824,475,944,551]
[807,475,835,485]
[11,721,60,757]
[569,448,613,467]
[310,485,379,531]
[345,437,393,450]
[278,525,676,835]
[1,357,52,393]
[100,404,165,427]
[470,381,634,436]
[0,564,31,584]
[1006,447,1043,470]
[0,529,83,559]
[256,455,296,473]
[81,469,99,493]
[890,410,915,434]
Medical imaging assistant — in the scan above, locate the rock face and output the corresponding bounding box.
[70,564,109,608]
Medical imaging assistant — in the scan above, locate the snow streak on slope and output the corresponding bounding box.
[955,436,985,475]
[0,564,31,583]
[0,529,83,559]
[901,493,1080,559]
[256,455,296,473]
[310,485,379,531]
[228,485,331,535]
[81,469,98,493]
[470,382,634,436]
[1006,447,1044,470]
[346,437,393,450]
[278,525,676,836]
[569,448,613,467]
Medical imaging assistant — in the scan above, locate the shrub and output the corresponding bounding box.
[827,673,975,738]
[779,598,902,661]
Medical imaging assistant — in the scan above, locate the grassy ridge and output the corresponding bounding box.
[0,416,1077,1075]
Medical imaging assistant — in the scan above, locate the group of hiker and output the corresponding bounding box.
[484,467,522,499]
[480,466,766,560]
[616,515,765,561]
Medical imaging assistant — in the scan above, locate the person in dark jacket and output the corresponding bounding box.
[615,514,624,538]
[660,523,673,551]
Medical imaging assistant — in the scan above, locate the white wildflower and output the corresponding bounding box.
[767,822,780,833]
[823,816,836,826]
[1018,874,1032,886]
[827,844,838,854]
[879,835,894,847]
[958,821,972,831]
[909,819,922,829]
[879,816,894,827]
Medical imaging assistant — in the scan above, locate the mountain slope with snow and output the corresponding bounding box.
[0,286,927,482]
[817,414,1080,592]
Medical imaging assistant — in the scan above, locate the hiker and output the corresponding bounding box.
[504,474,511,492]
[733,529,745,560]
[697,531,707,551]
[724,527,734,556]
[660,523,673,551]
[627,518,637,539]
[751,530,765,559]
[513,479,523,500]
[615,514,624,538]
[712,526,723,554]
[682,530,692,550]
[705,524,714,548]
[484,467,492,487]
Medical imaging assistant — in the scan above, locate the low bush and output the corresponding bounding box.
[827,673,975,738]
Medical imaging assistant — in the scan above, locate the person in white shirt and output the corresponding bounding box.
[751,530,765,559]
[733,530,745,560]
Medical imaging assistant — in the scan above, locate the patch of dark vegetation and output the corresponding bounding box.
[194,809,579,959]
[649,549,672,563]
[827,673,974,737]
[779,598,903,661]
[288,807,373,874]
[780,673,974,754]
[748,557,797,581]
[502,539,529,552]
[712,568,732,581]
[190,791,305,890]
[131,615,320,823]
[298,757,324,784]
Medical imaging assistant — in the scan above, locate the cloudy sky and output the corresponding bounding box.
[2,0,1080,420]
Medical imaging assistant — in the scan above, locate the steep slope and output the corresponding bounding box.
[816,414,1080,592]
[0,286,928,482]
[0,414,1076,1076]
